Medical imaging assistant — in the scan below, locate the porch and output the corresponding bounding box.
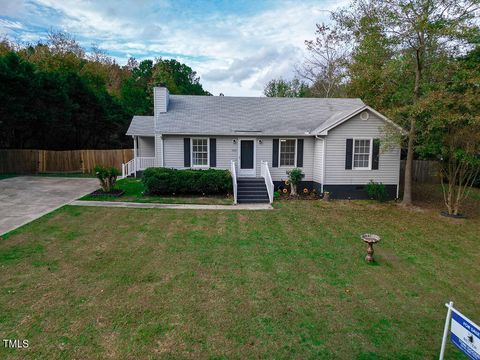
[120,157,156,178]
[120,135,155,178]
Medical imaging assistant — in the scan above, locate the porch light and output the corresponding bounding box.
[232,139,237,144]
[258,139,263,144]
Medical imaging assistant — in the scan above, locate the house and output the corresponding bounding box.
[124,87,403,203]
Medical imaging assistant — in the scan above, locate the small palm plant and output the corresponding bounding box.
[287,168,304,196]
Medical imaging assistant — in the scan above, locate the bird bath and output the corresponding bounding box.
[361,234,381,262]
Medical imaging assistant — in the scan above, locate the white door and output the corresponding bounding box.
[238,139,256,177]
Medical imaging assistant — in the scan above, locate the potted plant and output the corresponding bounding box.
[323,191,331,201]
[286,168,304,196]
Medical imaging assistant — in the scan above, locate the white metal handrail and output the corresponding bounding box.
[121,158,136,178]
[261,161,274,203]
[231,160,237,204]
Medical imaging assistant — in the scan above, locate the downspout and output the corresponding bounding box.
[315,135,326,193]
[160,134,165,167]
[153,134,157,167]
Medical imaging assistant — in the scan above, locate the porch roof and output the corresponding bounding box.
[126,116,154,136]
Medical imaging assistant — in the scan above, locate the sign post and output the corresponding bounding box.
[439,301,480,360]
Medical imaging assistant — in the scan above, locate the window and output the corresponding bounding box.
[279,139,296,166]
[353,139,372,169]
[192,138,208,167]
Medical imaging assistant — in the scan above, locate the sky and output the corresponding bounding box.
[0,0,345,96]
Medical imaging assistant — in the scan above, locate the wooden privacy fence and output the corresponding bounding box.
[0,149,133,174]
[400,159,439,184]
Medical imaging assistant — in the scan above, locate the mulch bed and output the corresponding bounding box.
[277,194,322,201]
[440,211,466,219]
[88,189,125,197]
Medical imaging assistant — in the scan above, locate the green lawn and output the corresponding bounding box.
[1,172,95,180]
[0,173,17,180]
[0,185,479,359]
[80,177,233,205]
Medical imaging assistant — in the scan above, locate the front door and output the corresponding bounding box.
[238,139,255,177]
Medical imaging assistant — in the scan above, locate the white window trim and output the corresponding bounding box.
[278,138,297,168]
[191,137,210,168]
[352,137,373,170]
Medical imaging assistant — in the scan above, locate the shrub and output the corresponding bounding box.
[143,167,232,195]
[365,180,388,202]
[94,165,120,193]
[287,168,305,196]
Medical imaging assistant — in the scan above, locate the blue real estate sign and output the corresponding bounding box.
[451,310,480,360]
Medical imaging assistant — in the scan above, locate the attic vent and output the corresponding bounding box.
[360,111,369,120]
[233,130,262,133]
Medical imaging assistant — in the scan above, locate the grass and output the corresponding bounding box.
[79,178,233,205]
[0,185,479,359]
[0,173,17,180]
[1,172,96,180]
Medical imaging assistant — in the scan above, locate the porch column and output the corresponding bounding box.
[133,136,137,177]
[133,136,137,159]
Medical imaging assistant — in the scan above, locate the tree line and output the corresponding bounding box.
[0,32,210,150]
[264,0,480,212]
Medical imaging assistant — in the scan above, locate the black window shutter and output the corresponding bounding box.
[209,138,216,167]
[272,139,279,167]
[372,138,380,170]
[184,138,191,167]
[345,138,353,170]
[296,139,304,167]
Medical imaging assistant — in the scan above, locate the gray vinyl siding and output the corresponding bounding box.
[162,136,237,169]
[256,137,314,181]
[137,136,155,157]
[159,135,315,181]
[324,110,401,185]
[162,136,185,168]
[313,137,324,184]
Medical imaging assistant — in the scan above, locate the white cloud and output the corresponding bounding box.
[1,0,348,96]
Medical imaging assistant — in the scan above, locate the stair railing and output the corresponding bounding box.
[261,161,274,203]
[231,160,238,204]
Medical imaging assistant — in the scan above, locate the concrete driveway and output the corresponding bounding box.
[0,176,99,235]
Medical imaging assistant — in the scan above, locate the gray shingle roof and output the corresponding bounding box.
[156,95,365,136]
[126,116,154,136]
[126,96,366,136]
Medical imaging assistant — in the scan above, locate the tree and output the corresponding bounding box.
[120,58,211,116]
[0,31,212,150]
[151,59,210,95]
[298,24,349,97]
[346,15,409,111]
[120,59,154,115]
[415,46,480,215]
[333,0,480,205]
[264,78,309,97]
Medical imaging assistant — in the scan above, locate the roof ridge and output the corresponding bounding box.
[169,95,364,101]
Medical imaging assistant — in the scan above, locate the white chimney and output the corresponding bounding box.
[154,87,169,114]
